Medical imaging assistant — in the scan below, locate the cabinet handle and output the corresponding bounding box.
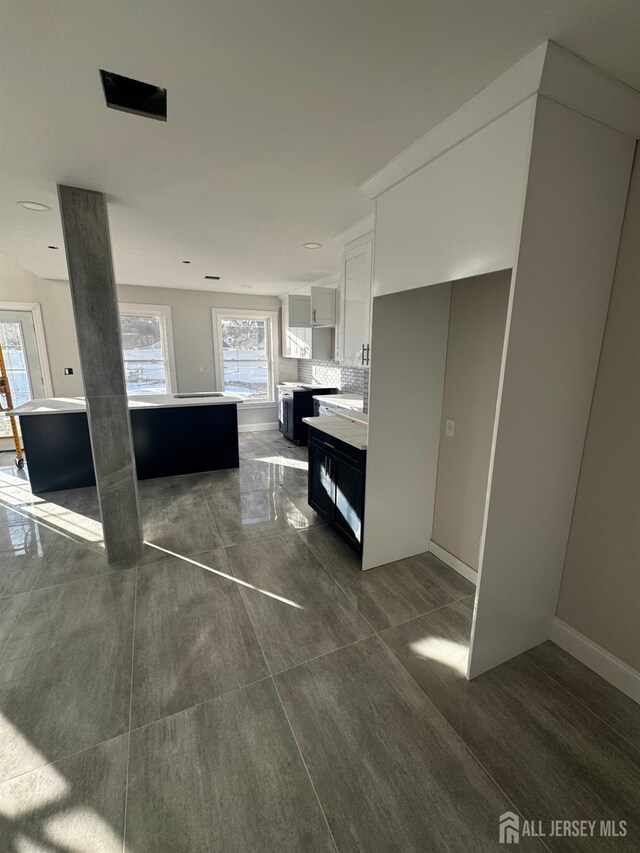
[361,344,364,365]
[313,308,316,323]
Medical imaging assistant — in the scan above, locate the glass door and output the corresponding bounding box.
[0,310,46,450]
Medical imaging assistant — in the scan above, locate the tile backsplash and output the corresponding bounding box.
[298,359,369,412]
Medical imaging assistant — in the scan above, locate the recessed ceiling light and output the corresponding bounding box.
[48,245,59,250]
[240,285,253,289]
[303,242,322,249]
[18,201,50,211]
[182,260,191,264]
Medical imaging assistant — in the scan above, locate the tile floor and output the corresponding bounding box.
[0,432,638,851]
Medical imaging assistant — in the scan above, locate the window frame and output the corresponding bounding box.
[118,303,177,396]
[211,307,279,406]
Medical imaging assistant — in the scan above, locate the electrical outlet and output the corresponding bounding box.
[198,364,205,374]
[445,418,455,438]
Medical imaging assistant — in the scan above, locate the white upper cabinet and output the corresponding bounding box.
[341,236,373,366]
[282,324,312,359]
[281,294,335,360]
[310,286,336,326]
[288,294,311,327]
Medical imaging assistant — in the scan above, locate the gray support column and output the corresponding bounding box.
[58,185,143,563]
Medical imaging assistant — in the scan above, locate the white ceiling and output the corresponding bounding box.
[1,0,639,295]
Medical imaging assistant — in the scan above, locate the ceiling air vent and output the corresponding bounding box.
[204,275,221,280]
[99,70,167,121]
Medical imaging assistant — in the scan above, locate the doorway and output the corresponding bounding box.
[0,306,49,452]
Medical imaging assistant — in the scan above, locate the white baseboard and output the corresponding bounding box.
[428,541,477,586]
[550,618,640,705]
[238,423,279,433]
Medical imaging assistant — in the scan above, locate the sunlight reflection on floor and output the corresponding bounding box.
[145,543,304,609]
[254,456,308,470]
[408,635,469,676]
[0,471,103,546]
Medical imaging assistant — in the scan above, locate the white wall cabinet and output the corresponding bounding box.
[281,296,334,360]
[310,286,336,326]
[282,326,312,359]
[288,294,311,327]
[341,237,373,365]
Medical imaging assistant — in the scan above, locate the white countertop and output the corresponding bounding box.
[302,415,368,450]
[11,393,243,416]
[312,393,365,413]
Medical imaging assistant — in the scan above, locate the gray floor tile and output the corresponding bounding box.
[199,456,307,497]
[0,571,135,781]
[131,551,268,728]
[205,486,307,547]
[38,486,103,525]
[1,431,637,852]
[226,533,372,672]
[526,640,640,751]
[0,592,28,649]
[32,534,134,590]
[381,602,640,851]
[126,679,335,853]
[0,508,55,597]
[298,522,362,573]
[141,490,222,556]
[137,473,201,500]
[197,467,241,490]
[280,487,325,529]
[459,593,476,611]
[0,477,39,509]
[0,734,128,852]
[301,525,456,630]
[276,635,543,852]
[412,550,477,598]
[0,555,41,600]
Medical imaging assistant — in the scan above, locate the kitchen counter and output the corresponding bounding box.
[302,415,368,450]
[12,392,242,416]
[312,392,365,413]
[13,393,241,493]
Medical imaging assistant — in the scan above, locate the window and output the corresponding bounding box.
[118,304,176,395]
[0,321,31,438]
[0,303,51,445]
[212,309,278,402]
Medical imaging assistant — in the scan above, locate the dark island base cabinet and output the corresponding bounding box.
[307,426,366,555]
[19,404,240,494]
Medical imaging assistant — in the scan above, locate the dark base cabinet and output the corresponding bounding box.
[307,426,366,554]
[19,403,240,494]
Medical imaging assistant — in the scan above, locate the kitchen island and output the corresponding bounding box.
[12,393,242,493]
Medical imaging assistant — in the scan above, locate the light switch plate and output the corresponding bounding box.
[198,364,205,374]
[445,418,455,438]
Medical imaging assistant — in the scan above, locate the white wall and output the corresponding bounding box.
[0,253,83,395]
[118,283,294,427]
[0,254,295,428]
[556,145,640,672]
[363,282,451,570]
[431,271,510,571]
[468,96,636,677]
[373,98,535,297]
